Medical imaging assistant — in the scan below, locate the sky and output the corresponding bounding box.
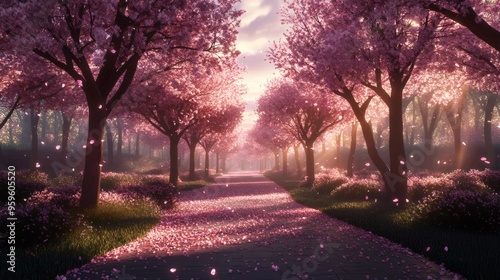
[235,0,287,129]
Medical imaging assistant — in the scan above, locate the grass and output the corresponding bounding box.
[0,170,215,280]
[0,200,161,280]
[178,179,213,192]
[265,171,500,280]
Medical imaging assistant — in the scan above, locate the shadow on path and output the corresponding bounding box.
[65,171,463,280]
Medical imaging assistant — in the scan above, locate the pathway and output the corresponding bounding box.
[64,171,463,280]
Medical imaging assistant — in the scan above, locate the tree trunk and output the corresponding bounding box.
[188,144,197,180]
[335,133,342,165]
[19,110,30,149]
[388,83,408,202]
[169,136,180,186]
[347,122,358,177]
[294,144,302,177]
[282,147,288,177]
[204,148,210,178]
[444,92,466,169]
[221,154,227,173]
[0,95,21,131]
[343,94,392,196]
[135,132,140,157]
[409,102,416,147]
[30,107,40,170]
[127,136,131,155]
[80,108,106,209]
[8,120,14,145]
[61,113,72,162]
[116,119,123,159]
[105,123,114,165]
[418,96,441,152]
[273,150,280,171]
[40,110,47,141]
[216,152,220,173]
[304,142,315,186]
[484,94,497,166]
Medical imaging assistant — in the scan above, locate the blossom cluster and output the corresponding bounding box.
[113,179,178,209]
[314,168,500,231]
[311,168,349,194]
[411,190,500,232]
[330,178,385,201]
[408,169,498,202]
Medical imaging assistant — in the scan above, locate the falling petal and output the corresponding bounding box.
[444,246,448,252]
[211,268,216,275]
[481,157,487,161]
[365,163,370,167]
[170,268,176,273]
[56,145,61,150]
[393,198,398,203]
[426,247,430,252]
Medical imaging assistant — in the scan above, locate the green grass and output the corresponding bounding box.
[178,179,213,192]
[265,171,500,280]
[1,200,161,280]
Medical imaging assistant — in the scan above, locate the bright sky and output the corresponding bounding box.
[235,0,287,130]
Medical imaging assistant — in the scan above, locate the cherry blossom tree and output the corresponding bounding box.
[202,106,243,177]
[127,65,244,185]
[182,68,245,180]
[248,120,292,173]
[0,0,242,207]
[270,0,440,200]
[214,130,241,173]
[184,102,243,179]
[257,78,347,186]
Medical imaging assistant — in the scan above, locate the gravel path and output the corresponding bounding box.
[64,171,464,280]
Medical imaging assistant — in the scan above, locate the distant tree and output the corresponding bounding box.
[248,120,292,173]
[127,66,244,185]
[257,78,347,186]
